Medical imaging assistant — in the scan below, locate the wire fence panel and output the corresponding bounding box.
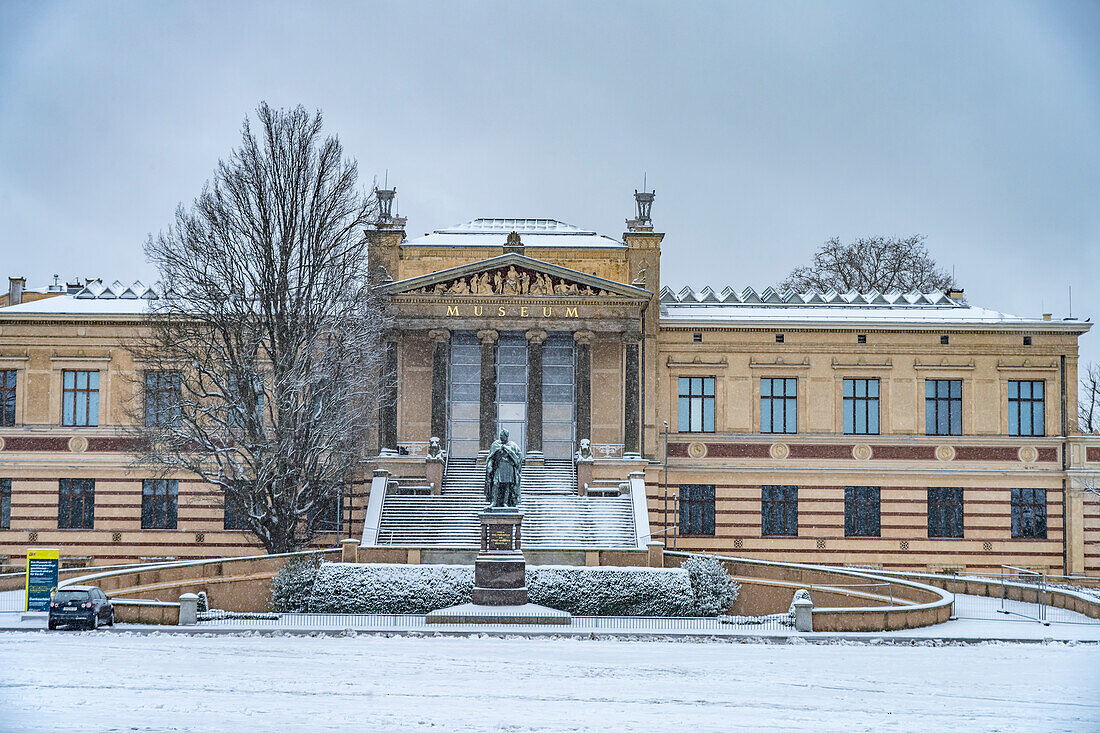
[0,589,25,612]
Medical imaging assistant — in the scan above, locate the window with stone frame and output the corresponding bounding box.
[925,379,962,436]
[760,378,797,434]
[678,376,715,433]
[0,478,10,529]
[58,478,95,529]
[311,486,343,533]
[144,371,182,427]
[0,370,16,426]
[679,484,715,536]
[1008,380,1045,437]
[761,485,798,536]
[927,487,964,538]
[141,479,178,530]
[62,370,99,427]
[844,486,880,537]
[843,378,880,435]
[1011,488,1047,539]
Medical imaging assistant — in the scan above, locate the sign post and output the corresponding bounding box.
[25,548,60,612]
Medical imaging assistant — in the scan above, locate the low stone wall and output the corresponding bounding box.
[665,551,953,632]
[65,550,339,613]
[112,599,180,625]
[356,546,649,567]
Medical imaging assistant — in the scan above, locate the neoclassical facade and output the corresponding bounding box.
[2,194,1099,575]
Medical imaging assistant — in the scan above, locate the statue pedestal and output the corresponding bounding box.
[472,510,526,606]
[426,508,572,625]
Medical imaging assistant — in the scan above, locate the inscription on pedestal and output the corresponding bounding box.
[487,525,514,551]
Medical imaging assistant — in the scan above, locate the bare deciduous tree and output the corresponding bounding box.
[1080,362,1100,434]
[131,103,388,554]
[779,235,958,293]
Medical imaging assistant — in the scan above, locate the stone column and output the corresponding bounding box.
[525,329,547,462]
[623,332,641,458]
[379,336,399,455]
[429,329,450,444]
[477,329,499,455]
[573,330,594,446]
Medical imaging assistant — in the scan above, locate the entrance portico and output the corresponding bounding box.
[379,252,651,462]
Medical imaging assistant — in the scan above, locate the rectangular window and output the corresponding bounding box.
[927,487,964,538]
[678,377,715,433]
[844,486,880,537]
[1011,488,1047,538]
[0,370,15,426]
[761,485,798,536]
[312,487,343,533]
[145,371,182,427]
[843,378,880,435]
[58,478,94,529]
[925,379,962,435]
[62,370,99,427]
[679,484,715,536]
[1008,380,1045,436]
[223,487,249,531]
[142,479,178,530]
[760,378,797,434]
[1,478,10,529]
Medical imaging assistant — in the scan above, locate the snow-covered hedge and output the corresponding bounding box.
[304,563,715,616]
[679,554,740,615]
[309,563,472,613]
[270,554,324,612]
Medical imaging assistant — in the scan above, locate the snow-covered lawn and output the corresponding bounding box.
[0,632,1096,732]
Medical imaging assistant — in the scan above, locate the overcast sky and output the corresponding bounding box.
[1,1,1097,363]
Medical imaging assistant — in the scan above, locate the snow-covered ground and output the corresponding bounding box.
[0,632,1096,732]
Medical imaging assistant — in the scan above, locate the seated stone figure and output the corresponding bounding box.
[484,429,523,508]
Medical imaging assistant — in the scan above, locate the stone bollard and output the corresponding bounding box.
[341,538,359,563]
[178,593,199,626]
[791,591,814,632]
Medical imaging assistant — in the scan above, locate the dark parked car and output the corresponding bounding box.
[48,586,114,630]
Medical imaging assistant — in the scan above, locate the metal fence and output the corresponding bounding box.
[0,589,24,612]
[945,566,1100,626]
[193,612,793,633]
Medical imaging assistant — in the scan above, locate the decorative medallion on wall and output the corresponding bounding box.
[1018,446,1039,464]
[112,532,122,543]
[28,531,38,543]
[982,541,993,552]
[733,538,744,550]
[852,443,873,461]
[769,442,790,460]
[816,539,826,550]
[68,436,88,453]
[687,442,708,459]
[195,533,206,544]
[935,445,956,462]
[899,540,910,551]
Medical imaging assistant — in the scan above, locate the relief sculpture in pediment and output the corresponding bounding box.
[410,265,611,297]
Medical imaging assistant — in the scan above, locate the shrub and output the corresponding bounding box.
[270,554,324,612]
[527,566,695,616]
[309,563,473,613]
[303,563,699,616]
[680,554,739,615]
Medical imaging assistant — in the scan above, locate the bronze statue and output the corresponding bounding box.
[484,428,523,508]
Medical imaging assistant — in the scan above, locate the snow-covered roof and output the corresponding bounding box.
[404,218,624,248]
[0,280,158,316]
[659,286,1091,331]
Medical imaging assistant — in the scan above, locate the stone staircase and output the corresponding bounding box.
[374,458,638,548]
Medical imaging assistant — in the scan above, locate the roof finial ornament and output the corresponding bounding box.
[374,183,407,230]
[627,176,655,231]
[503,230,524,255]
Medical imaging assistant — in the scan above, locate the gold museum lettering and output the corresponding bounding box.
[444,305,580,318]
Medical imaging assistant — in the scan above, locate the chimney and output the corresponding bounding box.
[8,276,25,306]
[946,288,964,300]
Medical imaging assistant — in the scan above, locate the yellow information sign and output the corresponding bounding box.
[25,548,60,612]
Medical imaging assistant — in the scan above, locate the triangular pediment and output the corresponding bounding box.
[385,254,650,299]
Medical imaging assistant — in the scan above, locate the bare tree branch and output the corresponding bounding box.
[1080,362,1100,434]
[127,102,389,553]
[779,235,958,293]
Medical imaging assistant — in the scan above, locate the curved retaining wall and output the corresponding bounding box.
[665,551,953,632]
[64,549,339,613]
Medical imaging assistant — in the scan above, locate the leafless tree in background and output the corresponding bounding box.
[779,235,958,293]
[1080,362,1100,434]
[131,103,389,554]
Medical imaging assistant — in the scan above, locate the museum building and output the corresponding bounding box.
[1,191,1099,576]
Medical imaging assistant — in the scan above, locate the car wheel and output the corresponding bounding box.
[107,612,115,626]
[92,614,99,630]
[48,620,56,630]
